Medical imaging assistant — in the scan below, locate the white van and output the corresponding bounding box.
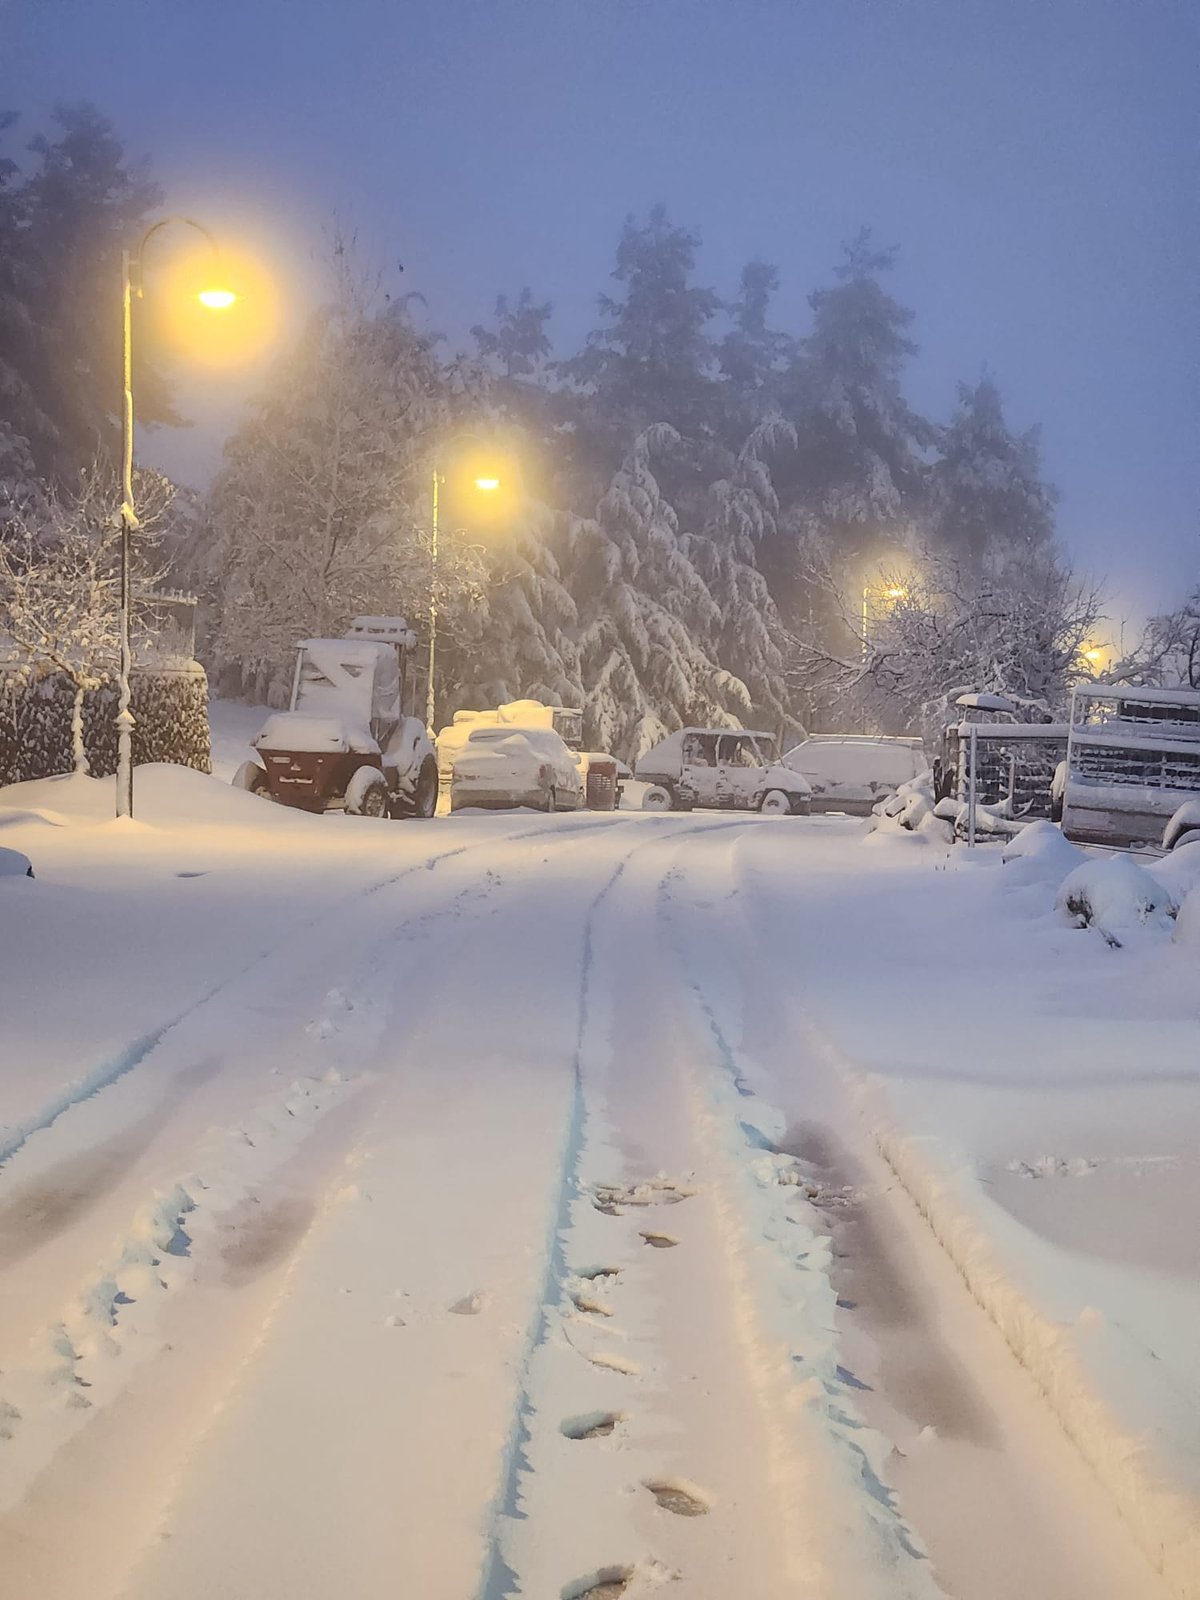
[783,735,925,815]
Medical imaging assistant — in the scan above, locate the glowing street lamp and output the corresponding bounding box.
[426,450,507,730]
[116,217,236,819]
[116,214,238,819]
[862,581,908,661]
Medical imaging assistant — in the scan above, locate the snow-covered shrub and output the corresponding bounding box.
[0,665,210,786]
[999,819,1085,888]
[1149,838,1200,903]
[1056,854,1178,944]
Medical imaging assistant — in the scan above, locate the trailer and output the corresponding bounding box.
[1060,685,1200,850]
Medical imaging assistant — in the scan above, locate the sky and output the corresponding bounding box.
[5,0,1197,630]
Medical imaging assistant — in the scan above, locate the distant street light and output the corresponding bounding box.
[425,446,508,731]
[117,217,236,819]
[861,581,907,662]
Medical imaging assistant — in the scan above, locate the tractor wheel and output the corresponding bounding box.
[345,766,389,818]
[410,758,438,818]
[233,760,270,798]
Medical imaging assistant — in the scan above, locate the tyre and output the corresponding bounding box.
[641,784,673,812]
[233,760,270,798]
[759,788,794,815]
[344,765,389,817]
[397,757,438,820]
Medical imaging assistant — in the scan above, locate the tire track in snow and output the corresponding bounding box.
[473,818,755,1600]
[0,814,620,1177]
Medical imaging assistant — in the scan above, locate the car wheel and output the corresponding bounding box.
[641,784,673,812]
[759,788,794,815]
[233,760,270,798]
[345,766,389,817]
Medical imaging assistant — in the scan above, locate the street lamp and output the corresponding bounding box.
[861,582,907,661]
[117,216,236,819]
[425,454,505,731]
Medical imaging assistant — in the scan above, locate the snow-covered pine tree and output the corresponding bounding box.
[569,426,751,759]
[717,262,793,445]
[564,205,723,483]
[685,418,800,735]
[773,230,932,604]
[929,377,1056,572]
[471,288,553,380]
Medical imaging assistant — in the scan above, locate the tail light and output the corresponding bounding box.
[538,763,551,782]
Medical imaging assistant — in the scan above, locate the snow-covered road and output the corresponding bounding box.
[0,770,1190,1599]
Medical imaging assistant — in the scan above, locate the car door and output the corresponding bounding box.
[682,733,721,807]
[715,735,763,808]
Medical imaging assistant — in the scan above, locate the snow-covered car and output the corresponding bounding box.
[0,847,34,878]
[635,728,811,815]
[783,734,925,816]
[449,726,582,813]
[1163,799,1200,852]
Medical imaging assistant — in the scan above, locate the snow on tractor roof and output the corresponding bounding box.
[294,638,400,730]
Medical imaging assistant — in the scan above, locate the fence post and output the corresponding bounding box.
[967,725,978,848]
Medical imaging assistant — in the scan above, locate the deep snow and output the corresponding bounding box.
[0,736,1193,1599]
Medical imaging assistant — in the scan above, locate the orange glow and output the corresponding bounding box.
[197,287,237,310]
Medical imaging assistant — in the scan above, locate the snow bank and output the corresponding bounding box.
[0,765,319,831]
[1174,885,1200,947]
[1056,855,1178,943]
[999,819,1085,888]
[851,1073,1200,1600]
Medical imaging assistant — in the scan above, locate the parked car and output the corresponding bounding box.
[635,728,811,815]
[783,734,925,816]
[449,726,583,813]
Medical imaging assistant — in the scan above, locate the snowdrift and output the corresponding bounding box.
[1056,854,1178,943]
[0,765,322,832]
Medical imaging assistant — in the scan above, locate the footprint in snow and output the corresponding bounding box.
[448,1291,486,1315]
[560,1409,626,1440]
[561,1567,634,1599]
[644,1479,711,1517]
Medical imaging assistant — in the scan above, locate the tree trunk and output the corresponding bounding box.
[71,681,90,775]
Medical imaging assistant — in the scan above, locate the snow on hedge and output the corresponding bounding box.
[1056,854,1178,944]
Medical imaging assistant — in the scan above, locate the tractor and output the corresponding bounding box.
[233,617,439,819]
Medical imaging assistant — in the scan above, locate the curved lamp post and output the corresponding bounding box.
[117,216,236,818]
[425,442,507,731]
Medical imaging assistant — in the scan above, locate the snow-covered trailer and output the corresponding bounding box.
[945,720,1068,820]
[1061,685,1200,849]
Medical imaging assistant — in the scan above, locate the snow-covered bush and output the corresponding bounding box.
[1150,838,1200,903]
[1056,855,1178,944]
[0,665,210,786]
[999,819,1085,888]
